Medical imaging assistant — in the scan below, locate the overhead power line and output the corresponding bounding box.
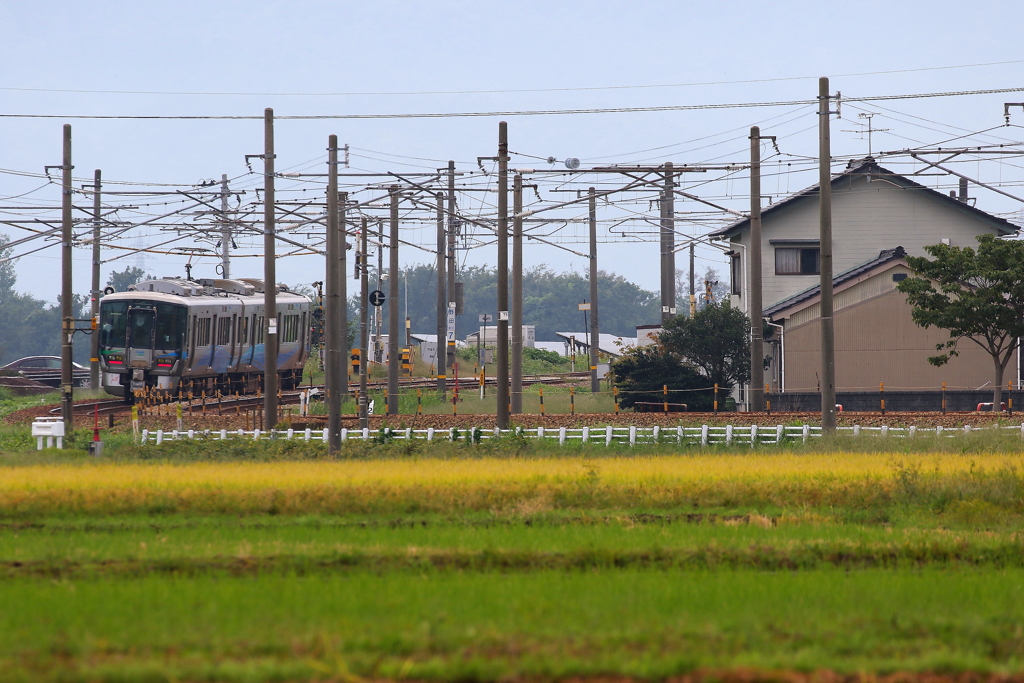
[1,87,1023,120]
[3,59,1024,97]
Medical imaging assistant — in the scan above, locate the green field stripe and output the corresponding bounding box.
[6,540,1024,578]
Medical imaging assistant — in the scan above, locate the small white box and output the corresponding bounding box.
[31,418,65,450]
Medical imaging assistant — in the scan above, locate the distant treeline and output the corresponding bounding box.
[358,263,727,342]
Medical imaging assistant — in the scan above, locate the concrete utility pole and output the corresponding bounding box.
[496,122,510,428]
[435,192,446,394]
[263,108,278,430]
[446,161,457,380]
[818,78,837,433]
[326,135,342,453]
[375,219,384,364]
[689,242,696,317]
[60,124,74,433]
[588,187,600,393]
[748,127,765,411]
[358,216,370,430]
[511,173,523,413]
[89,169,101,392]
[220,174,231,279]
[339,191,348,399]
[661,162,676,322]
[387,186,400,415]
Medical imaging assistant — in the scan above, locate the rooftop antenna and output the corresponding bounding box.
[843,112,890,157]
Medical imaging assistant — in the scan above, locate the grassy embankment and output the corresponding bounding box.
[2,447,1024,680]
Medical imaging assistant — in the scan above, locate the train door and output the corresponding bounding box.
[126,307,156,368]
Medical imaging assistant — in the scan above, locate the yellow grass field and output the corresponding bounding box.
[1,451,1021,516]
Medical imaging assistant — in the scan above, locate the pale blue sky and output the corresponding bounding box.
[3,0,1023,304]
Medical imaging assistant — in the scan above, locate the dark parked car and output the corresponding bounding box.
[0,356,91,388]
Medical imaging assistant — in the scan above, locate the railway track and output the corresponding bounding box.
[52,372,593,417]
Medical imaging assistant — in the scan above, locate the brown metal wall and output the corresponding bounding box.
[784,289,1001,392]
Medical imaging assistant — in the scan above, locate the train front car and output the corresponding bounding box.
[98,280,192,399]
[98,278,311,401]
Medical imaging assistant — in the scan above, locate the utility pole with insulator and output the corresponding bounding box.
[326,134,342,453]
[818,77,837,433]
[511,173,523,413]
[446,161,457,387]
[748,127,765,411]
[387,186,400,415]
[435,191,446,394]
[661,162,676,322]
[263,108,278,430]
[60,124,74,434]
[88,169,101,393]
[496,122,510,428]
[588,187,600,393]
[220,174,231,279]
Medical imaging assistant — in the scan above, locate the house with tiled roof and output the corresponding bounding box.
[710,158,1019,403]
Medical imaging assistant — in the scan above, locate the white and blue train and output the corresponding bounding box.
[98,278,312,399]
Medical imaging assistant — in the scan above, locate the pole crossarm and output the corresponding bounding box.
[909,153,1024,205]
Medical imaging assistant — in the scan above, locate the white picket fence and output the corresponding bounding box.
[136,423,1024,447]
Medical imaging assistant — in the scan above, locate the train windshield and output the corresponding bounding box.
[99,301,128,348]
[127,309,155,349]
[100,300,187,351]
[154,303,187,350]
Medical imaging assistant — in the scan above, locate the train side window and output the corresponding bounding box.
[195,318,212,347]
[256,316,265,345]
[281,314,300,343]
[155,304,187,349]
[217,317,232,346]
[238,316,248,345]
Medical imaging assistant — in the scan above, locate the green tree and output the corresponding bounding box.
[897,234,1024,410]
[610,344,711,410]
[106,266,152,292]
[384,263,661,342]
[658,302,751,390]
[0,236,90,364]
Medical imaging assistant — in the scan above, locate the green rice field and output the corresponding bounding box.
[2,442,1023,681]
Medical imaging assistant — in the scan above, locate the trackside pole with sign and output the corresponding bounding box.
[359,217,371,430]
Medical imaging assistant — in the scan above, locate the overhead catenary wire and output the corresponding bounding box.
[2,86,1024,120]
[5,58,1024,97]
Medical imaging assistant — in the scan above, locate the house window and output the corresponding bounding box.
[775,247,820,275]
[730,254,742,295]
